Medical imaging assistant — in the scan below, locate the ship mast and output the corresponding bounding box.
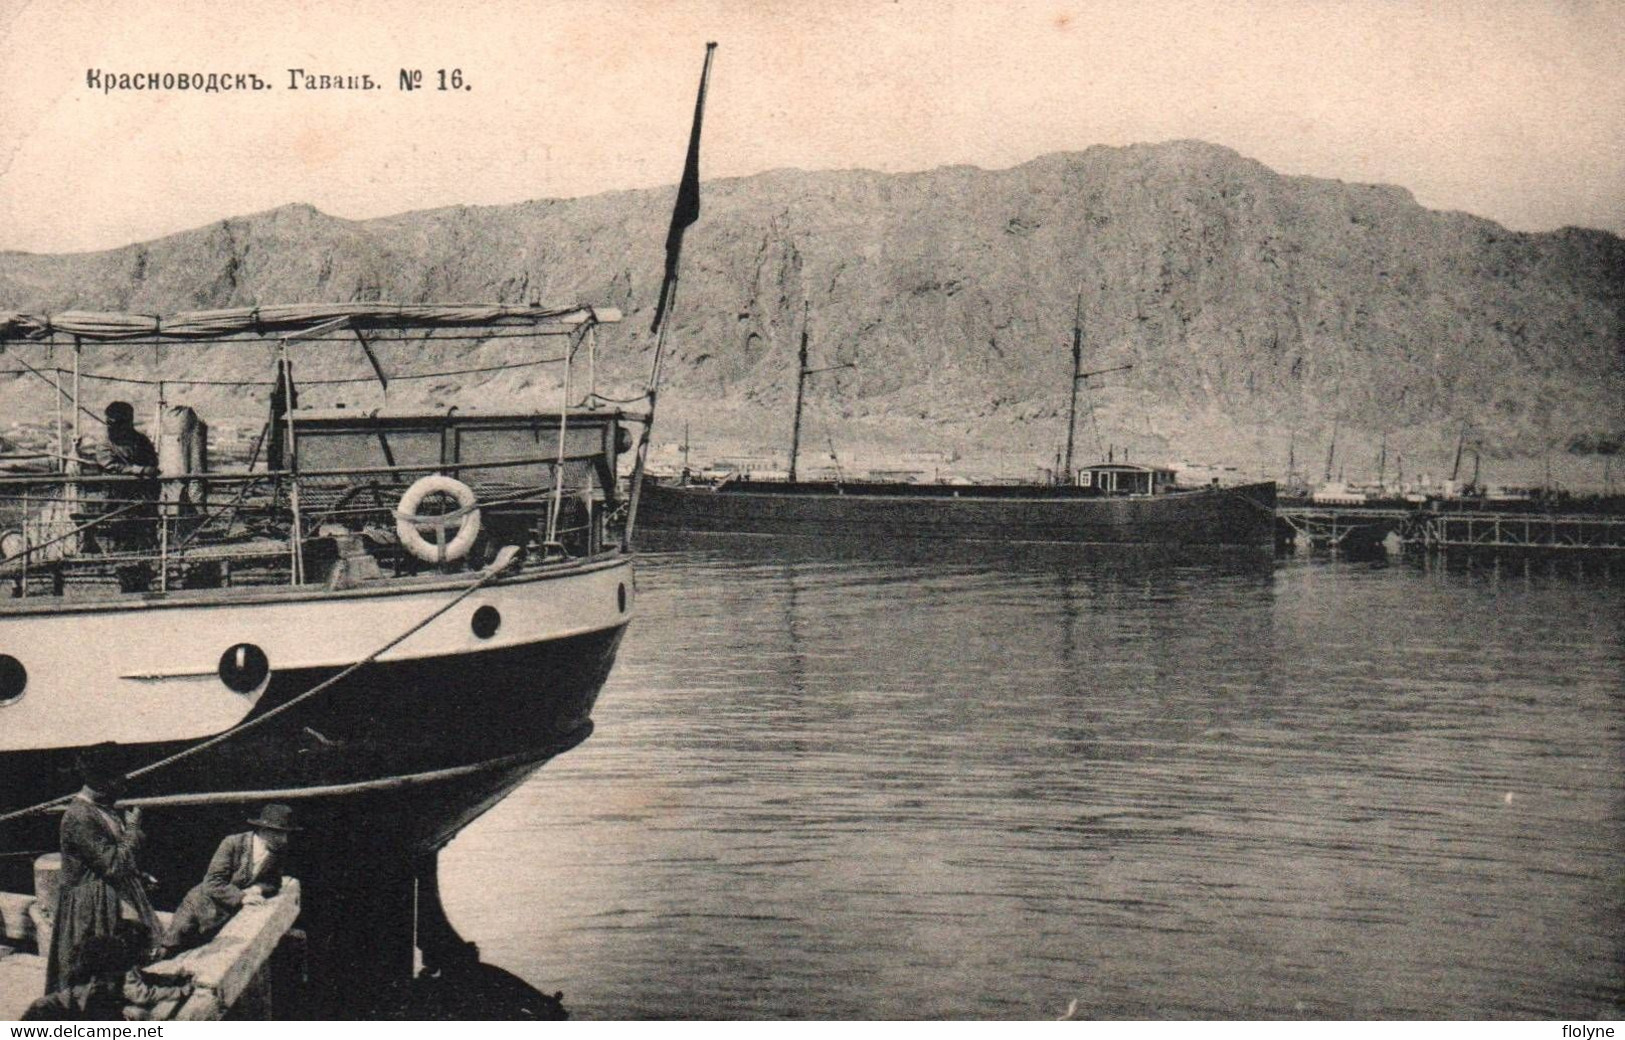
[1450,421,1468,483]
[789,301,811,483]
[1059,294,1085,484]
[785,301,852,484]
[625,42,717,543]
[1062,296,1084,485]
[1324,418,1338,482]
[1060,293,1130,484]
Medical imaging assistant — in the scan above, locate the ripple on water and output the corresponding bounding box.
[444,545,1625,1019]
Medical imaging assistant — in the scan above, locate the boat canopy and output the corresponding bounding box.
[292,406,633,423]
[0,303,622,344]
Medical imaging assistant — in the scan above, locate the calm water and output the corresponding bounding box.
[442,539,1625,1020]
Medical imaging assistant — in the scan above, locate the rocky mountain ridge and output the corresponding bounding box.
[2,140,1621,485]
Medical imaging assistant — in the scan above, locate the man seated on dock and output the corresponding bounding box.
[112,921,194,1019]
[156,804,297,959]
[21,929,190,1021]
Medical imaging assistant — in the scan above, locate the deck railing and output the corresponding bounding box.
[1,452,622,598]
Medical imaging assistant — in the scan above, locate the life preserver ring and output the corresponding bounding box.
[395,475,482,564]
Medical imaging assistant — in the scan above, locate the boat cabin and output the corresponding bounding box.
[1078,463,1177,496]
[290,407,629,560]
[0,303,640,599]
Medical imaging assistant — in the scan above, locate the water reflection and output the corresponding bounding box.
[443,541,1625,1020]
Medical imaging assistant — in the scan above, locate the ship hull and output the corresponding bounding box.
[639,480,1278,546]
[0,555,633,908]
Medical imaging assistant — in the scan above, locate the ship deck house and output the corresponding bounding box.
[1080,463,1178,495]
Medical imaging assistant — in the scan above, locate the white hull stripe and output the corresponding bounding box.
[0,557,634,750]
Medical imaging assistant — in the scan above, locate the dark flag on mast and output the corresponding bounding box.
[651,42,718,334]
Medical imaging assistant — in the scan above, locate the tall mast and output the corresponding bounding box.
[1062,294,1084,486]
[625,42,717,544]
[788,300,811,484]
[1324,418,1338,482]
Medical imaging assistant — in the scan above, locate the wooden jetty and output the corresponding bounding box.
[0,861,301,1021]
[1277,500,1625,554]
[1410,510,1625,552]
[1275,504,1413,554]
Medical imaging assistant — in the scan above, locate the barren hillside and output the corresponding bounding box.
[2,141,1620,484]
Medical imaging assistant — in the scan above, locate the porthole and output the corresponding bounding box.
[472,605,501,639]
[0,655,26,706]
[218,643,270,694]
[617,583,627,613]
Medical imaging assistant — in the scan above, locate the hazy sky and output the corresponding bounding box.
[1,0,1621,254]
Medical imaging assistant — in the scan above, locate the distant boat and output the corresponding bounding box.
[640,467,1277,545]
[638,305,1276,546]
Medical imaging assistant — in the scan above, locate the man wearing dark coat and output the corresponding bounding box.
[91,401,160,483]
[45,747,156,994]
[85,400,161,590]
[159,804,297,957]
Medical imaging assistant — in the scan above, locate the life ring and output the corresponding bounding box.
[395,475,482,564]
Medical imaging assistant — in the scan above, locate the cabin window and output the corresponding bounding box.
[471,605,502,639]
[217,643,270,694]
[1078,472,1092,487]
[0,654,26,706]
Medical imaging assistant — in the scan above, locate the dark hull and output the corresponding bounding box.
[639,479,1278,546]
[0,624,625,909]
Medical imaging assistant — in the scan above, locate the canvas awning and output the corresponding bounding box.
[0,303,622,344]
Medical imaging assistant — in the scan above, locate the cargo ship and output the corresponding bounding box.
[637,305,1276,546]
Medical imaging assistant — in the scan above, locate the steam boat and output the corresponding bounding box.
[0,43,720,1008]
[0,304,645,989]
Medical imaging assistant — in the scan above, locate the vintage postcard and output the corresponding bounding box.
[0,0,1621,1026]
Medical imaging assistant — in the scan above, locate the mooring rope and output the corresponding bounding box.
[0,546,525,828]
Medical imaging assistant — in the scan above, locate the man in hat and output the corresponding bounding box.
[92,401,159,482]
[46,745,157,994]
[158,804,297,957]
